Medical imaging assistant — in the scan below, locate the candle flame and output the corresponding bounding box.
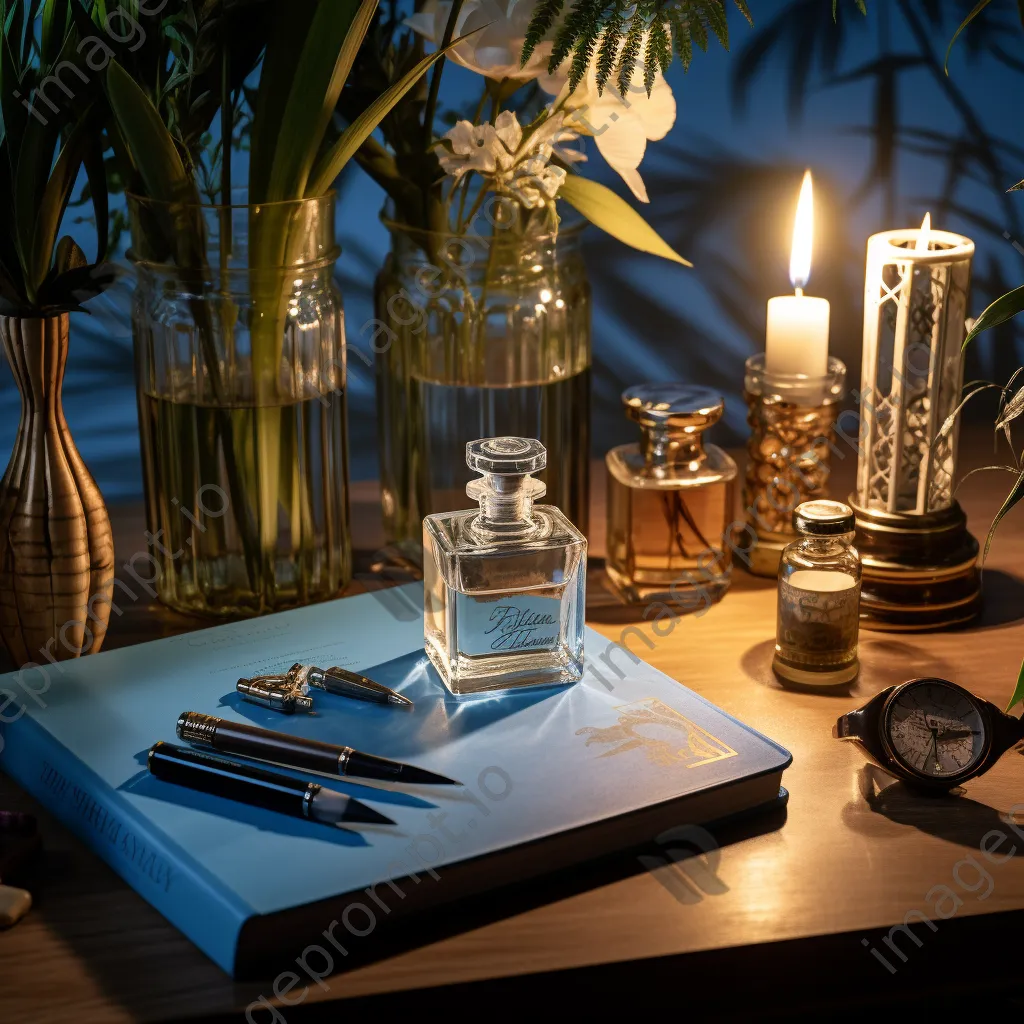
[789,170,814,291]
[915,211,931,253]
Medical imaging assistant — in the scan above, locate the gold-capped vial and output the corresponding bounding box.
[792,500,855,536]
[773,500,862,687]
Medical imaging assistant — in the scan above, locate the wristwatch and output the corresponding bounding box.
[833,677,1024,791]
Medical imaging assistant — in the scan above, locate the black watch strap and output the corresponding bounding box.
[833,709,866,740]
[990,705,1024,759]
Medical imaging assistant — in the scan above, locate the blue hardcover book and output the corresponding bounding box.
[0,584,790,977]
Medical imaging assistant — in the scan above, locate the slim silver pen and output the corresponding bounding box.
[236,663,413,715]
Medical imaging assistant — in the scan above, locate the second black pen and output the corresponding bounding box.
[176,712,460,786]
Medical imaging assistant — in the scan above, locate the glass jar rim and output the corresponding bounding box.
[126,189,337,213]
[381,214,587,247]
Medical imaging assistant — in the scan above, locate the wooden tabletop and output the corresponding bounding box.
[4,434,1024,1021]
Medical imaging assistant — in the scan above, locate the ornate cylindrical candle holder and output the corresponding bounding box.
[852,226,979,630]
[743,354,847,577]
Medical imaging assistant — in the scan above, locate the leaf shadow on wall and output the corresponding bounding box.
[584,144,863,454]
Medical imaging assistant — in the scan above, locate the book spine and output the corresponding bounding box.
[0,712,249,975]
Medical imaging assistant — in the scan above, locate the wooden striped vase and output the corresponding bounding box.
[0,314,114,666]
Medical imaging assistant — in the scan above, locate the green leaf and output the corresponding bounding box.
[37,259,119,312]
[41,0,69,66]
[106,60,190,201]
[27,119,88,296]
[935,383,1001,441]
[82,130,109,261]
[996,386,1024,432]
[307,42,451,197]
[962,283,1024,349]
[983,458,1024,564]
[557,174,692,266]
[54,235,87,274]
[1008,656,1024,713]
[14,113,60,271]
[11,20,82,273]
[945,0,993,74]
[248,0,319,203]
[522,0,563,67]
[1010,179,1024,191]
[254,0,376,203]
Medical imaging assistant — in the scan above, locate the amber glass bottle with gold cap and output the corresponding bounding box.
[605,385,738,611]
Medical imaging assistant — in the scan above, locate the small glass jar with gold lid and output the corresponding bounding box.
[774,499,862,686]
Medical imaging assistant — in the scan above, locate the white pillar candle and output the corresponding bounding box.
[766,295,830,376]
[765,170,831,377]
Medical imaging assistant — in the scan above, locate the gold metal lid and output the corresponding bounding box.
[793,499,855,536]
[622,384,725,433]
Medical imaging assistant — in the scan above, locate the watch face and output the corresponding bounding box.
[884,679,988,780]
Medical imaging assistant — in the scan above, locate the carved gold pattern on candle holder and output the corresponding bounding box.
[742,354,846,577]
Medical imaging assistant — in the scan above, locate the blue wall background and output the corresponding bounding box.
[3,0,1022,503]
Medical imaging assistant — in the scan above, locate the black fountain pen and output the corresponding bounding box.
[147,743,394,826]
[177,712,460,786]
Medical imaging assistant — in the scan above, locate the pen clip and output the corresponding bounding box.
[236,675,314,714]
[294,663,393,702]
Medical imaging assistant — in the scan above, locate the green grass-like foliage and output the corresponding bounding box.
[107,0,451,211]
[0,0,115,315]
[522,0,753,95]
[944,0,1024,571]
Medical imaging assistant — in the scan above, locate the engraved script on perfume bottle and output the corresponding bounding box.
[454,593,562,657]
[484,606,558,652]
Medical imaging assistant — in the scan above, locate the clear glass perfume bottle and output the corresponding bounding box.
[605,385,737,610]
[423,437,587,697]
[774,500,861,687]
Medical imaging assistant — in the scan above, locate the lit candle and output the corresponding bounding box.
[765,170,830,377]
[915,211,932,253]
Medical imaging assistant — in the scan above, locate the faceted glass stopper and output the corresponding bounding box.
[466,437,547,476]
[622,384,725,433]
[793,499,855,536]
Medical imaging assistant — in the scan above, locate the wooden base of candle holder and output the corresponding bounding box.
[746,533,789,577]
[850,498,981,632]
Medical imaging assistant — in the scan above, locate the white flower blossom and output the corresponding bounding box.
[436,120,507,178]
[406,0,552,82]
[508,156,566,208]
[436,110,572,208]
[540,36,677,203]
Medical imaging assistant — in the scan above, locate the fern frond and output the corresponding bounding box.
[594,0,626,94]
[643,29,657,95]
[616,16,645,96]
[644,18,671,93]
[549,0,594,76]
[567,0,607,92]
[522,0,565,66]
[534,0,754,97]
[698,0,729,48]
[669,9,693,71]
[689,5,709,52]
[655,16,673,74]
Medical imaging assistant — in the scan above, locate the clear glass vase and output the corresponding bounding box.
[374,217,592,554]
[129,193,350,617]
